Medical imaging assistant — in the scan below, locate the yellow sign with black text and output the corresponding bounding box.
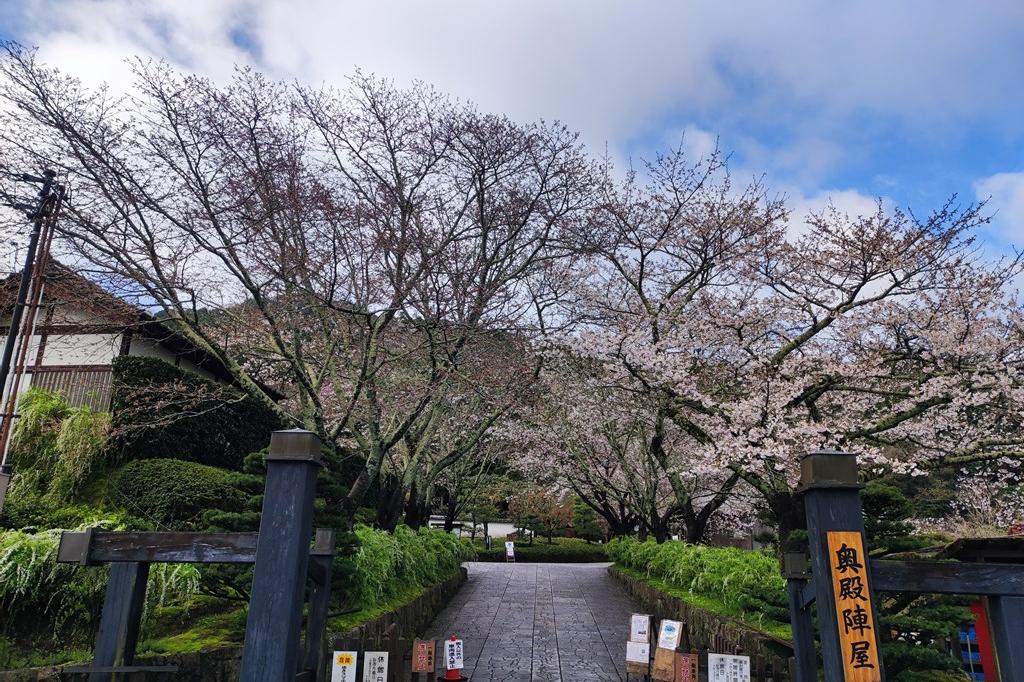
[826,531,882,682]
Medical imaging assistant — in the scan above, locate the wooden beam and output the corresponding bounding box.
[870,559,1024,596]
[57,531,259,564]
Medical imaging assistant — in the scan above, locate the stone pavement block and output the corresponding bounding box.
[424,562,639,682]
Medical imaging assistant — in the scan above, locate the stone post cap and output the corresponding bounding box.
[798,449,860,490]
[266,429,325,466]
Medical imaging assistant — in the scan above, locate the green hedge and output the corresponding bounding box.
[110,459,259,528]
[473,537,608,562]
[608,537,789,623]
[109,356,283,470]
[349,525,475,608]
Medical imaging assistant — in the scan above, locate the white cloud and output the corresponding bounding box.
[975,172,1024,249]
[785,188,890,241]
[10,0,1024,157]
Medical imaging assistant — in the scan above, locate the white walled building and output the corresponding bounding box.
[1,264,237,410]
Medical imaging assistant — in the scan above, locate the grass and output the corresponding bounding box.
[137,606,248,656]
[328,566,463,634]
[607,537,792,642]
[611,565,792,642]
[472,536,609,562]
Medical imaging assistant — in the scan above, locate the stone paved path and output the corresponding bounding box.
[425,562,637,682]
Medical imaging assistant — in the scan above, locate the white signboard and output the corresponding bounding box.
[657,619,682,650]
[444,638,465,670]
[362,651,389,682]
[505,541,515,558]
[708,653,751,682]
[630,613,652,643]
[331,650,358,682]
[626,641,651,664]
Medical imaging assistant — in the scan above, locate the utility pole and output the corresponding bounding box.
[0,169,63,515]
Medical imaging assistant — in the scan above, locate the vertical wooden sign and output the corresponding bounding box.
[411,639,435,674]
[826,531,882,682]
[675,652,698,682]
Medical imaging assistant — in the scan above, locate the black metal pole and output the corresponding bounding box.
[0,169,57,510]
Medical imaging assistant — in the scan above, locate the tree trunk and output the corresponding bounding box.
[404,481,426,529]
[379,481,405,532]
[443,495,458,532]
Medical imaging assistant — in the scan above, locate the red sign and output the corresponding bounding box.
[412,639,435,673]
[675,652,698,682]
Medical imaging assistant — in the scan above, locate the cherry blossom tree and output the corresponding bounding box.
[551,144,1023,546]
[0,45,593,519]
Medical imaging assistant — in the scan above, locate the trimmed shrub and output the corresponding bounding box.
[474,536,608,562]
[110,459,257,528]
[109,356,284,470]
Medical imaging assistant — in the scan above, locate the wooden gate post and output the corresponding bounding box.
[783,552,817,682]
[240,429,323,682]
[987,595,1024,679]
[799,450,885,681]
[89,561,150,682]
[303,528,336,680]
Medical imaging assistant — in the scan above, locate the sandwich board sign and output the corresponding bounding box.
[625,640,650,674]
[651,647,676,681]
[331,650,357,682]
[657,619,682,650]
[444,638,465,670]
[363,651,388,682]
[629,613,651,643]
[412,639,435,673]
[708,653,750,682]
[505,541,515,561]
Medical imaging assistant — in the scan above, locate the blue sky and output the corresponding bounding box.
[3,0,1024,253]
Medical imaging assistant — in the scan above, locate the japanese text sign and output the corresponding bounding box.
[444,638,465,670]
[675,652,699,682]
[331,651,357,682]
[827,531,882,681]
[412,639,435,673]
[505,541,515,558]
[362,651,388,682]
[708,653,750,682]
